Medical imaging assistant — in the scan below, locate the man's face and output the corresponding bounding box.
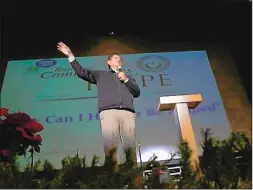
[107,54,123,69]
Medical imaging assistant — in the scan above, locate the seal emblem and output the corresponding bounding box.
[136,55,170,72]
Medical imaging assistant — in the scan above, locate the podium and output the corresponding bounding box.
[157,94,203,170]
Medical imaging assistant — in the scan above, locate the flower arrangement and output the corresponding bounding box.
[0,108,44,162]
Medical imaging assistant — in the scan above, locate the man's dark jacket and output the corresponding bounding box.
[70,59,140,113]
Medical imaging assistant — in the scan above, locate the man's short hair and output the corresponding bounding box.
[107,53,120,60]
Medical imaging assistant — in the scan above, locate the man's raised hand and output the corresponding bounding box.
[57,42,74,58]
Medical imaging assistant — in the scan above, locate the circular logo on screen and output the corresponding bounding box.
[136,55,170,73]
[36,59,57,68]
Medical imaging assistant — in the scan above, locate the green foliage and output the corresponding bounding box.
[0,163,17,188]
[199,129,252,189]
[0,130,251,189]
[177,140,201,189]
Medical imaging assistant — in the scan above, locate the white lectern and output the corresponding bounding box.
[157,94,203,170]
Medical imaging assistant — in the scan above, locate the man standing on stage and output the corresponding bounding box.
[57,42,140,170]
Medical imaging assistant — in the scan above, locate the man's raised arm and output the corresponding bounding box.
[57,42,99,84]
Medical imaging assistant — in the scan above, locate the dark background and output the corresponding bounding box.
[1,1,252,102]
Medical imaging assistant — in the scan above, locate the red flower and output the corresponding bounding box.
[0,149,9,156]
[23,120,44,133]
[16,127,30,139]
[0,108,9,117]
[4,112,32,126]
[16,127,42,143]
[0,109,44,159]
[33,134,42,142]
[156,169,163,175]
